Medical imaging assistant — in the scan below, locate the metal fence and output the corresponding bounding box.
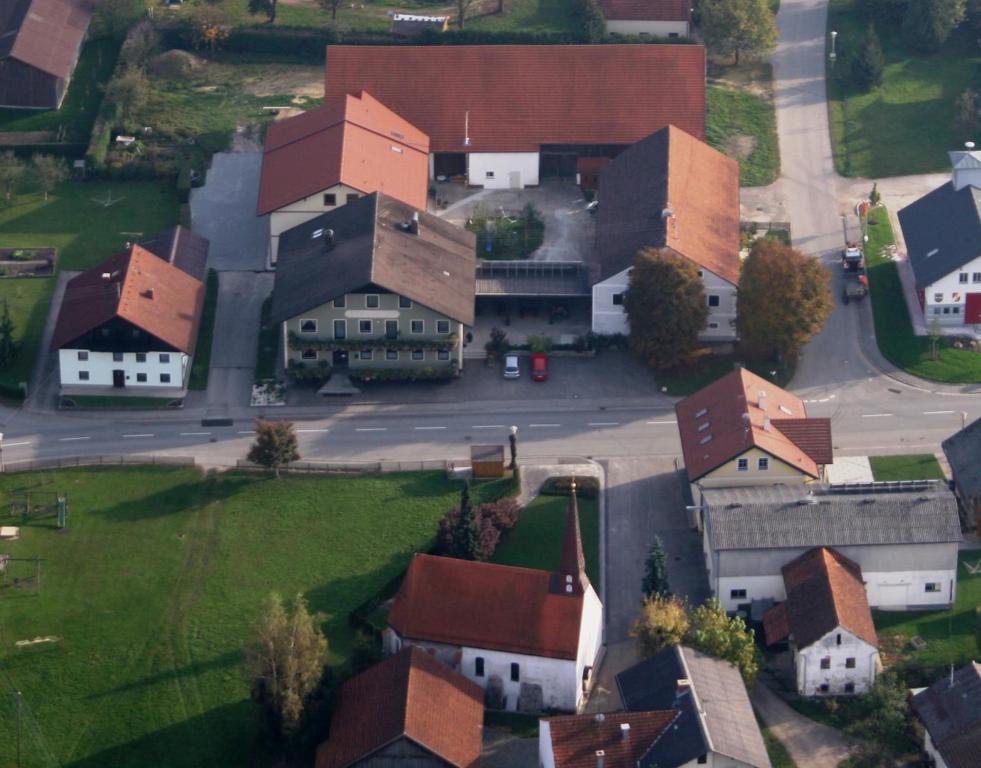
[2,455,197,474]
[235,459,451,475]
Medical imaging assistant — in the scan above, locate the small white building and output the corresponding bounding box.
[383,489,603,713]
[600,0,691,37]
[51,227,209,399]
[591,126,741,341]
[911,662,981,768]
[898,150,981,326]
[764,547,879,697]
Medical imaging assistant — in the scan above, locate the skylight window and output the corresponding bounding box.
[697,421,710,432]
[779,405,793,415]
[699,434,713,445]
[312,228,325,239]
[695,407,709,419]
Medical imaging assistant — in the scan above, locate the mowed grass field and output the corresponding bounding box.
[706,84,780,187]
[0,277,52,397]
[869,454,945,481]
[0,468,510,768]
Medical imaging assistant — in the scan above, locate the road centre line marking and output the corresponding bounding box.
[414,426,446,431]
[860,413,893,418]
[2,441,31,447]
[179,432,212,436]
[238,430,256,435]
[923,410,954,415]
[472,425,505,429]
[356,427,387,432]
[646,420,677,425]
[529,423,560,428]
[296,428,329,433]
[122,433,155,438]
[59,436,91,442]
[588,422,620,427]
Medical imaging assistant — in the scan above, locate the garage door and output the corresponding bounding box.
[875,583,909,609]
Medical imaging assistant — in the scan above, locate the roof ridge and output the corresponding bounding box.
[677,647,714,755]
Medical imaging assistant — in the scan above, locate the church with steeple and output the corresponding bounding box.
[382,483,604,713]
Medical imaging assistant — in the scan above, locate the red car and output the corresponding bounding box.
[530,352,549,382]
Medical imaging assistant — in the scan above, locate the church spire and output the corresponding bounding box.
[553,477,589,596]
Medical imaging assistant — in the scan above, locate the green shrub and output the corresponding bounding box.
[86,118,113,168]
[540,475,600,499]
[348,366,457,384]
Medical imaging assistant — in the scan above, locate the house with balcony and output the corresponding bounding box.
[270,192,475,384]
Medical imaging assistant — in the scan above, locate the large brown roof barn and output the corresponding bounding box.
[324,45,706,153]
[0,0,93,109]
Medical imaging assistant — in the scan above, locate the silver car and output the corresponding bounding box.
[503,355,520,379]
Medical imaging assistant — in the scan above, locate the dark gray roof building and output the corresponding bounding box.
[271,192,476,325]
[897,181,981,288]
[942,417,981,527]
[616,645,771,768]
[911,662,981,768]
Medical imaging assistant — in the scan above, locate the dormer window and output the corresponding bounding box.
[699,435,712,445]
[694,407,708,419]
[779,405,793,415]
[697,421,710,432]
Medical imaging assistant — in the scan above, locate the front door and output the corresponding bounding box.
[112,369,125,388]
[332,350,348,368]
[965,293,981,324]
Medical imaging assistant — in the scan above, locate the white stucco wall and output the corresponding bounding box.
[267,183,361,265]
[953,167,981,191]
[795,627,878,696]
[716,574,787,612]
[539,720,557,768]
[58,349,188,390]
[922,253,981,325]
[466,152,540,189]
[460,645,578,712]
[591,266,738,340]
[605,19,689,36]
[863,570,957,609]
[575,585,604,709]
[923,729,950,768]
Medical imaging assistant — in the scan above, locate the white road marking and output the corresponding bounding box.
[355,427,387,432]
[860,413,893,418]
[59,436,91,442]
[296,428,329,433]
[646,420,677,425]
[923,410,955,415]
[237,430,256,435]
[122,433,155,438]
[2,441,31,448]
[529,423,560,428]
[588,422,620,427]
[414,426,446,431]
[471,425,506,429]
[179,432,212,436]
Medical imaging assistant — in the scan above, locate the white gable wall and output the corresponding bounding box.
[267,182,362,265]
[466,152,540,189]
[794,626,878,697]
[923,729,950,768]
[922,253,981,325]
[460,646,577,712]
[575,585,604,709]
[58,349,188,391]
[605,19,689,36]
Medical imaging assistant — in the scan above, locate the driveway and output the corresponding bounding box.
[752,682,853,768]
[190,151,269,272]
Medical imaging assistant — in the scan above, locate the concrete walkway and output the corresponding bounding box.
[752,683,853,768]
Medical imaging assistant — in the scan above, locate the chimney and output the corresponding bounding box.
[763,415,772,431]
[620,723,631,741]
[409,211,419,235]
[124,241,132,250]
[676,678,692,697]
[758,390,767,411]
[595,750,605,768]
[325,228,335,249]
[142,288,154,300]
[102,272,112,281]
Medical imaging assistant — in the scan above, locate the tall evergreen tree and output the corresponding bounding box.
[851,23,884,91]
[0,299,16,369]
[642,537,670,598]
[451,481,479,560]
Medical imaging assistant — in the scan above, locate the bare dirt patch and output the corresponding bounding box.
[724,134,757,160]
[238,64,324,99]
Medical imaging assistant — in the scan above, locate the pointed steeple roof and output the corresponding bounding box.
[551,479,590,596]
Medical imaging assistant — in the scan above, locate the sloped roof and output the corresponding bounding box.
[949,150,981,170]
[324,45,706,152]
[257,91,430,215]
[898,181,981,288]
[911,662,981,768]
[675,368,832,482]
[270,192,476,325]
[388,553,586,660]
[136,226,209,281]
[51,231,208,354]
[593,125,740,285]
[315,647,483,768]
[702,484,963,551]
[764,547,877,649]
[943,416,981,504]
[0,0,92,79]
[544,711,679,768]
[600,0,691,21]
[616,646,772,768]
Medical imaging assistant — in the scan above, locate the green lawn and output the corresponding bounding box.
[0,36,119,140]
[874,551,981,671]
[865,207,981,382]
[255,296,278,380]
[827,1,981,177]
[189,270,219,391]
[706,84,780,187]
[0,467,487,768]
[0,277,52,398]
[655,354,793,396]
[869,454,945,481]
[490,493,600,586]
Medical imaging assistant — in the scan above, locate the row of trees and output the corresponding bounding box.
[0,152,69,204]
[624,239,834,372]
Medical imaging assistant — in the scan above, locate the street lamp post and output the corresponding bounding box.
[830,30,838,69]
[0,431,5,474]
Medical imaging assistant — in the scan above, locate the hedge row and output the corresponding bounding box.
[540,475,600,499]
[349,366,457,384]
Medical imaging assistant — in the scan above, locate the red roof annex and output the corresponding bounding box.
[599,0,691,22]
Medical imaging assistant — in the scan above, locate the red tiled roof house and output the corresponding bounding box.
[257,91,430,265]
[324,44,706,190]
[383,489,603,713]
[51,227,209,398]
[600,0,691,37]
[591,125,741,342]
[763,547,880,697]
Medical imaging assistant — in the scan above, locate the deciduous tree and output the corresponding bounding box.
[185,4,230,52]
[642,536,670,598]
[0,300,17,369]
[624,248,709,370]
[851,23,884,91]
[103,68,150,131]
[574,0,608,41]
[248,418,300,477]
[687,598,761,685]
[245,592,328,737]
[903,0,965,52]
[0,151,25,204]
[454,0,477,28]
[698,0,778,65]
[954,88,981,133]
[317,0,343,21]
[31,154,68,201]
[91,0,150,38]
[737,239,833,362]
[249,0,278,22]
[631,594,690,658]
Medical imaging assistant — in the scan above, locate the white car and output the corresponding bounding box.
[503,355,520,379]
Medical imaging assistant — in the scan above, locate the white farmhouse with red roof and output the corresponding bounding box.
[383,488,603,713]
[599,0,692,37]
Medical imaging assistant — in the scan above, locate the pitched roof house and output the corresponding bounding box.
[539,711,679,768]
[695,482,963,612]
[271,192,475,380]
[257,91,430,265]
[0,0,93,108]
[942,416,981,529]
[591,125,741,341]
[764,548,879,697]
[897,150,981,326]
[324,44,706,189]
[51,227,209,397]
[383,488,604,713]
[599,0,691,37]
[390,12,449,36]
[315,646,484,768]
[675,368,833,489]
[911,662,981,768]
[615,645,772,768]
